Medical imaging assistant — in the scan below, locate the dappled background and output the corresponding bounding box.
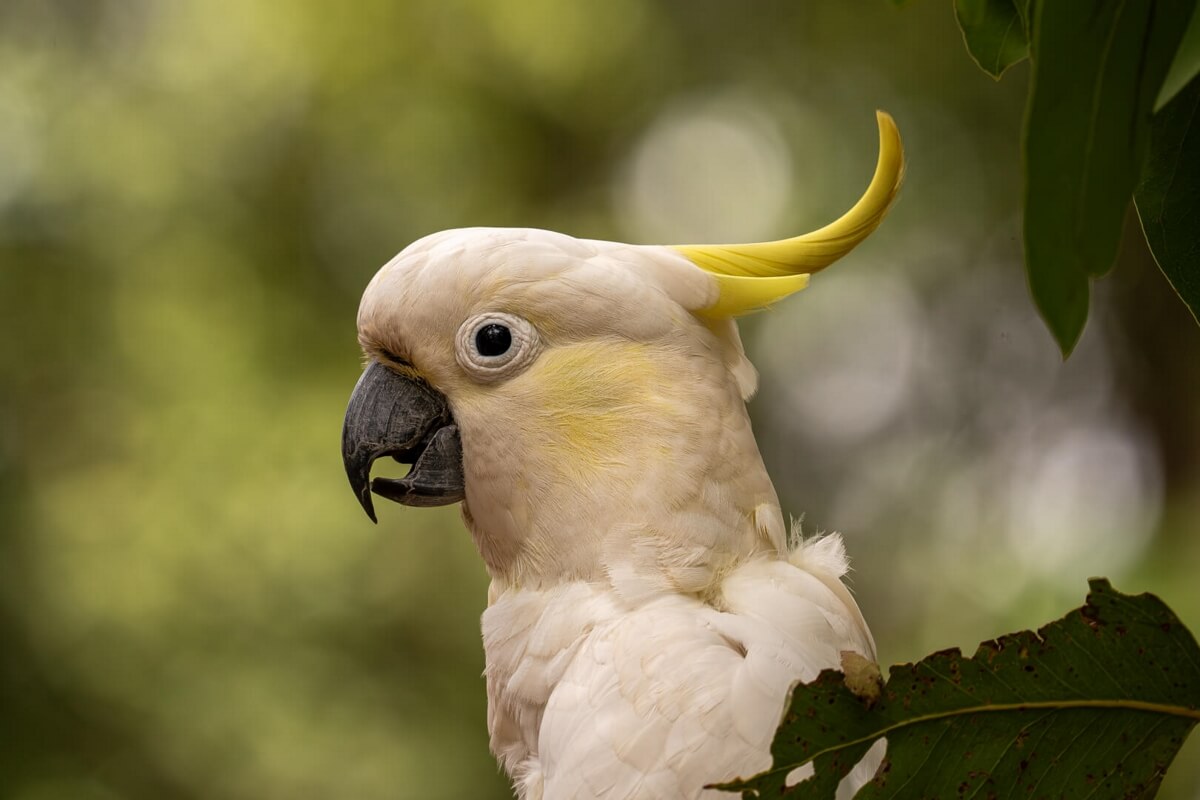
[2,2,1199,798]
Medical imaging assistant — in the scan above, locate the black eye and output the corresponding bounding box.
[475,323,512,357]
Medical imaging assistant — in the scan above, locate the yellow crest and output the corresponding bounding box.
[672,111,905,317]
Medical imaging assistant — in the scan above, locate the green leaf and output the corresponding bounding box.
[1155,3,1200,111]
[954,0,1030,79]
[1136,76,1200,325]
[1022,0,1195,356]
[718,580,1200,798]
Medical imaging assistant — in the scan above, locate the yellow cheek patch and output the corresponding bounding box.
[522,341,674,465]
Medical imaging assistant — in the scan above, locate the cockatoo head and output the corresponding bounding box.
[342,112,903,589]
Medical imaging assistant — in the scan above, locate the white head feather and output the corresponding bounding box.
[357,228,774,592]
[355,112,903,593]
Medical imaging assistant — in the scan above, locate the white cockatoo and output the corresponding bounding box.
[342,112,904,799]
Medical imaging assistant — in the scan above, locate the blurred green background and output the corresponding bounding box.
[2,2,1198,798]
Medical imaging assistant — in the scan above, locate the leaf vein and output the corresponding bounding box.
[993,12,1021,74]
[1080,716,1169,800]
[750,698,1200,787]
[1020,712,1073,797]
[1053,711,1120,794]
[884,721,951,798]
[963,710,1055,800]
[1060,626,1126,694]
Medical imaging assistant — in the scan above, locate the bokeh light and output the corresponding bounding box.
[2,2,1198,798]
[616,89,793,243]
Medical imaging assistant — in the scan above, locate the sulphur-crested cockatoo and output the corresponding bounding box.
[342,112,903,799]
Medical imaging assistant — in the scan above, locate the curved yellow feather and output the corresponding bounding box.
[672,110,904,317]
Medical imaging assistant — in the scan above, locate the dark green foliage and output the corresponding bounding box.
[950,0,1200,355]
[953,0,1029,78]
[719,580,1200,798]
[1023,0,1194,355]
[1137,77,1200,325]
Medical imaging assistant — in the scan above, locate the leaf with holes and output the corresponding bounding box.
[716,579,1200,798]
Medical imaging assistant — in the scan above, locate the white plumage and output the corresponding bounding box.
[347,112,903,799]
[485,534,881,799]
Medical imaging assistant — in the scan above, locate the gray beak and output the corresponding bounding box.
[342,360,465,522]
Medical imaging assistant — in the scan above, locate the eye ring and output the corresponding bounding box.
[456,312,541,382]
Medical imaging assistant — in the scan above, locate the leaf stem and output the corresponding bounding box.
[755,698,1200,783]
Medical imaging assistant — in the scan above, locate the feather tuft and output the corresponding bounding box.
[671,111,905,317]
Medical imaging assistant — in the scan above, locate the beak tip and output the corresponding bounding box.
[359,491,379,524]
[343,360,464,519]
[349,472,379,523]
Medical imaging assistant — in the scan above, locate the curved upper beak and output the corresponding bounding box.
[341,360,465,522]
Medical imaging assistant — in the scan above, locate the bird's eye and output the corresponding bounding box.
[475,324,512,357]
[456,313,540,382]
